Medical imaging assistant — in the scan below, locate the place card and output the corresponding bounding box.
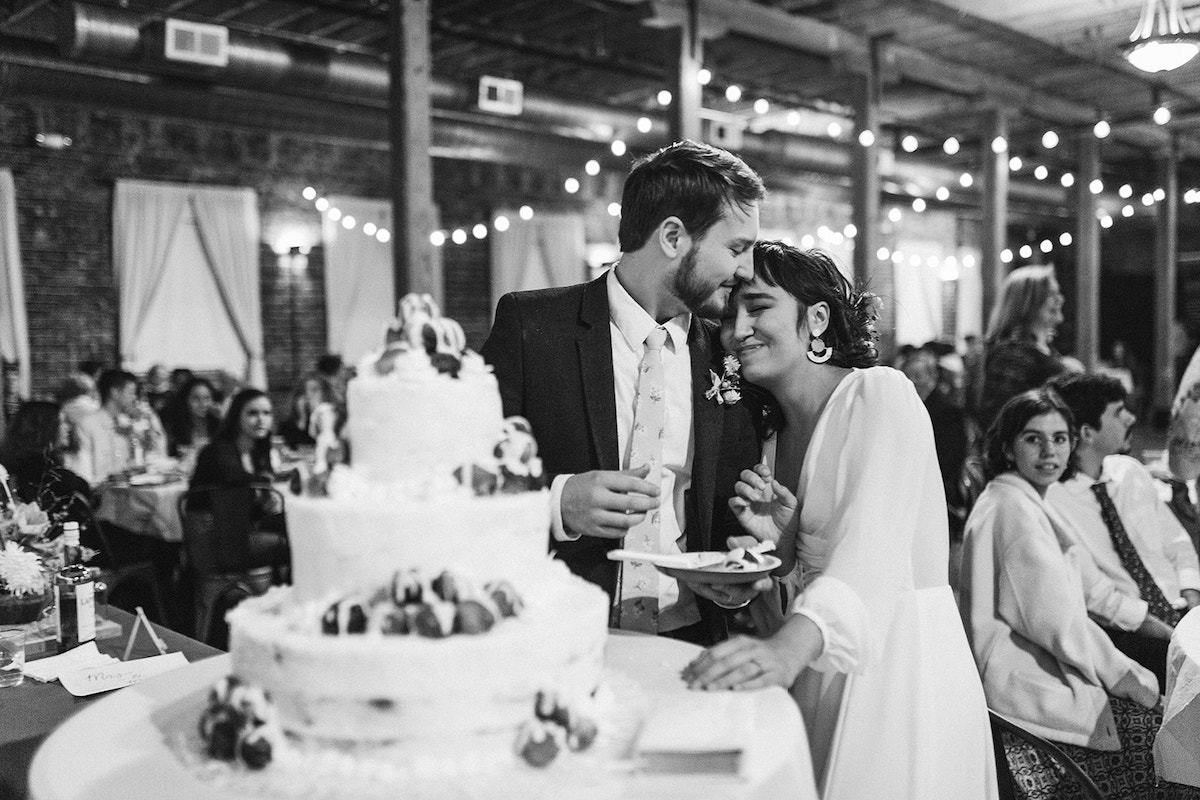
[22,641,116,683]
[59,651,188,697]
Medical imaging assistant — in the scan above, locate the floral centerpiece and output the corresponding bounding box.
[115,399,164,468]
[0,466,94,624]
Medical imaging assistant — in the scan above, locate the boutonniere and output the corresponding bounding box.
[705,354,742,406]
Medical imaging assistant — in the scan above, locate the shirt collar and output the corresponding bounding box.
[606,268,690,353]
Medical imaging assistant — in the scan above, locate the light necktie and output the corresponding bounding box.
[615,326,669,633]
[1089,482,1180,626]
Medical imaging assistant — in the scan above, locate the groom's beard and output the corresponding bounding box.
[672,247,726,319]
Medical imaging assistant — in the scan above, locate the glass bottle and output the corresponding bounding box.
[54,521,95,652]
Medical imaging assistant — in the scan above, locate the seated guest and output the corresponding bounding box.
[55,374,99,428]
[279,373,340,450]
[0,400,97,549]
[1046,372,1200,691]
[190,389,288,575]
[66,369,168,485]
[143,363,171,414]
[960,389,1161,798]
[162,377,221,465]
[1151,382,1200,554]
[899,344,970,538]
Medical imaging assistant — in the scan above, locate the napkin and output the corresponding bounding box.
[635,692,754,774]
[23,641,118,683]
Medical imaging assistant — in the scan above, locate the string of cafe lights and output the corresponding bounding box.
[299,68,1200,267]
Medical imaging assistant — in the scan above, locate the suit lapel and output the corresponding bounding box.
[688,319,724,551]
[576,274,619,471]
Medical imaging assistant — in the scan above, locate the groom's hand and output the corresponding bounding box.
[562,466,660,539]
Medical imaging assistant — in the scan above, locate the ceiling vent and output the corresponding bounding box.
[164,18,229,67]
[478,75,523,116]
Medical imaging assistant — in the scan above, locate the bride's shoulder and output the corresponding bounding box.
[843,365,914,400]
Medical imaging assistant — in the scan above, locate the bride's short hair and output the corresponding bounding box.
[751,241,880,370]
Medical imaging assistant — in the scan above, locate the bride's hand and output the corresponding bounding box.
[729,464,797,549]
[680,633,803,692]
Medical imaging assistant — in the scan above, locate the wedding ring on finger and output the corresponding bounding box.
[747,658,764,679]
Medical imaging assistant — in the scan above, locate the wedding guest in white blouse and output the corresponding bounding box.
[66,369,167,485]
[682,242,996,799]
[1044,372,1200,691]
[960,388,1160,799]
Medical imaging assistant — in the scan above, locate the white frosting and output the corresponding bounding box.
[285,490,552,602]
[229,562,608,744]
[347,350,503,486]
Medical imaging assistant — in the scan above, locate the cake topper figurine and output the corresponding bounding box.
[377,293,468,377]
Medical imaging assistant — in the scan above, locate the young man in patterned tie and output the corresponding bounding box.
[1045,372,1200,690]
[482,140,764,645]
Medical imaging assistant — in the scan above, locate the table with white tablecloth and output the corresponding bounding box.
[95,479,189,543]
[1156,607,1200,786]
[30,632,817,800]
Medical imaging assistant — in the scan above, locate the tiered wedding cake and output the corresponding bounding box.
[201,295,610,777]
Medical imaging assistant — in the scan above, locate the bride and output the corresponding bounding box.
[682,241,998,798]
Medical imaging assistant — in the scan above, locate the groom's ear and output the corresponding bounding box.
[657,216,691,259]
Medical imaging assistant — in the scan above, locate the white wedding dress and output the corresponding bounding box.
[767,367,998,799]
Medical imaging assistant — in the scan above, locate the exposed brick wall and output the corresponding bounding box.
[2,95,601,402]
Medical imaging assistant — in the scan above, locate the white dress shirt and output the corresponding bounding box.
[1046,454,1200,631]
[550,269,698,631]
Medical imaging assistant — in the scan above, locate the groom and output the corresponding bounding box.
[482,140,764,645]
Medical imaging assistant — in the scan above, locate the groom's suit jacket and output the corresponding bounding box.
[481,273,760,642]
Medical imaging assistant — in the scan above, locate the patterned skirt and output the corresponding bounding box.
[999,697,1200,800]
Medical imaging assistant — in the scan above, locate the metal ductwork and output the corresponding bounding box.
[62,2,389,102]
[50,2,1086,213]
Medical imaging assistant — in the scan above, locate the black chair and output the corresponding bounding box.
[990,709,1104,800]
[177,485,285,646]
[89,517,170,625]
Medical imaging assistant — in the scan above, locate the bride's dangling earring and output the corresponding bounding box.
[807,333,832,364]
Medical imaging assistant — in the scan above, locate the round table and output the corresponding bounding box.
[1157,607,1200,787]
[96,480,189,543]
[30,633,816,800]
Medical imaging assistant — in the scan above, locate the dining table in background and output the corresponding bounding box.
[0,607,222,800]
[95,476,189,544]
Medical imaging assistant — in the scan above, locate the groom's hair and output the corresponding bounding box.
[618,140,764,253]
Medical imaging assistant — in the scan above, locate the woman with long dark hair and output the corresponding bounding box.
[162,376,221,463]
[681,242,996,798]
[0,400,95,540]
[190,389,287,573]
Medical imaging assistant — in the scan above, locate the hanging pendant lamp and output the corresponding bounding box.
[1124,0,1200,73]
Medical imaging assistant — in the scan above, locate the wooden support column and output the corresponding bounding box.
[850,38,881,291]
[671,0,703,142]
[980,109,1008,324]
[1075,133,1100,370]
[389,0,439,304]
[1154,140,1179,420]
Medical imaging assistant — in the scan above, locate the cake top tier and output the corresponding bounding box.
[335,293,542,494]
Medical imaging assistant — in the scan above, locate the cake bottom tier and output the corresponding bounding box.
[228,563,610,744]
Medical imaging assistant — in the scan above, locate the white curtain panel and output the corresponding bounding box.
[490,210,586,314]
[323,196,394,365]
[0,169,30,398]
[892,253,944,347]
[114,180,265,387]
[191,187,266,387]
